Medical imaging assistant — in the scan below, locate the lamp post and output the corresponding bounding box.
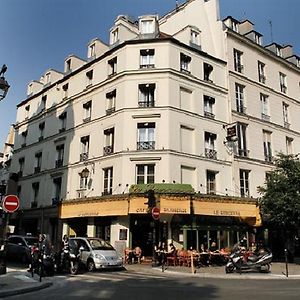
[0,64,10,101]
[80,167,90,179]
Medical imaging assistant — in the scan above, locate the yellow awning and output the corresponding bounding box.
[60,199,128,219]
[129,197,148,214]
[160,197,190,214]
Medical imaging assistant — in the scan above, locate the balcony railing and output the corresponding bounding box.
[55,159,63,168]
[137,141,155,150]
[103,145,113,156]
[140,64,155,69]
[80,152,89,162]
[237,148,249,157]
[83,116,91,123]
[205,148,217,160]
[138,101,155,108]
[106,107,115,115]
[264,155,273,162]
[261,113,270,121]
[34,166,41,174]
[38,136,44,142]
[102,190,112,196]
[59,127,66,133]
[204,111,215,119]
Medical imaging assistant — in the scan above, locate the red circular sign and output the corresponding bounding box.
[2,195,20,213]
[152,207,160,220]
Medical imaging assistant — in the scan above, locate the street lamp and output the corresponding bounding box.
[0,65,10,101]
[80,167,90,178]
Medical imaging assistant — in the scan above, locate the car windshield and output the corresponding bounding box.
[87,239,114,250]
[24,237,38,246]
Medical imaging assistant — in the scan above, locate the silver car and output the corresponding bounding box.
[69,237,123,271]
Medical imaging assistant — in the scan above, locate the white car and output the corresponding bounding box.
[69,237,123,271]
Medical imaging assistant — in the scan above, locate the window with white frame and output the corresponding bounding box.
[34,152,42,173]
[83,100,92,122]
[138,84,155,107]
[45,72,51,85]
[190,29,200,46]
[106,90,116,115]
[38,122,45,140]
[79,172,88,190]
[263,130,272,162]
[276,46,282,57]
[206,170,217,195]
[180,53,191,73]
[55,144,64,168]
[203,63,213,81]
[59,112,67,132]
[103,167,113,195]
[258,61,266,83]
[235,83,246,113]
[53,177,62,204]
[233,49,243,73]
[279,72,287,93]
[18,157,25,176]
[103,128,114,156]
[140,19,155,34]
[282,102,290,128]
[204,132,217,159]
[136,164,155,184]
[203,95,215,119]
[260,93,269,121]
[41,95,47,112]
[108,57,117,76]
[286,137,293,155]
[236,123,248,157]
[80,135,89,161]
[239,169,250,197]
[89,43,96,58]
[65,59,71,73]
[140,49,155,68]
[111,28,119,44]
[137,122,155,150]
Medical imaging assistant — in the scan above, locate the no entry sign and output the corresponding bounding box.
[152,207,160,220]
[2,195,20,213]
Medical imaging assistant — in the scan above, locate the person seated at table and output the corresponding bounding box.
[167,243,176,257]
[209,241,218,252]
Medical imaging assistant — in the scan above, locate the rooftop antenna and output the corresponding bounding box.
[269,20,274,43]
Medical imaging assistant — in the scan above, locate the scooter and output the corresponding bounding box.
[55,248,81,275]
[225,247,272,274]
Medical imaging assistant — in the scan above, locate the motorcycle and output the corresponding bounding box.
[225,246,272,274]
[55,248,81,275]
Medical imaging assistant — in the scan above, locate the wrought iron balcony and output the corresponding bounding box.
[106,107,115,115]
[264,155,273,162]
[103,145,113,156]
[205,148,217,160]
[138,101,155,108]
[34,166,41,174]
[204,111,215,119]
[55,159,63,168]
[140,64,155,69]
[137,141,155,150]
[237,148,249,157]
[261,113,270,121]
[80,152,89,162]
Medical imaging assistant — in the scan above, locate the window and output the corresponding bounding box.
[180,53,191,73]
[206,170,216,195]
[89,43,96,59]
[236,123,248,157]
[25,105,30,119]
[140,49,155,68]
[203,63,213,81]
[52,177,62,205]
[83,100,92,122]
[204,132,217,159]
[190,29,200,46]
[106,90,116,115]
[140,19,154,34]
[233,49,243,73]
[66,59,71,73]
[55,144,64,168]
[260,93,270,121]
[138,84,155,107]
[45,73,51,85]
[38,122,45,141]
[21,130,27,147]
[108,57,117,76]
[258,61,266,83]
[80,135,90,161]
[111,28,119,44]
[276,46,282,57]
[136,164,155,184]
[286,137,293,155]
[239,169,249,197]
[235,83,246,113]
[34,152,42,173]
[103,167,113,195]
[137,122,155,150]
[263,130,272,162]
[41,95,47,112]
[32,182,40,206]
[59,112,67,132]
[79,172,88,190]
[62,83,69,99]
[86,70,93,87]
[103,128,114,156]
[282,102,290,128]
[203,95,215,119]
[279,72,287,93]
[18,157,25,177]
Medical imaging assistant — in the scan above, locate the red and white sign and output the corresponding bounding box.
[2,195,20,213]
[152,207,160,220]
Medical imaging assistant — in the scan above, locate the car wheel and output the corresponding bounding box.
[87,259,95,272]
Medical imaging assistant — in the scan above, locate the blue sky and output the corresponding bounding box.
[0,0,299,147]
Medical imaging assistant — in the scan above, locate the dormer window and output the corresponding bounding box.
[89,43,96,59]
[276,46,282,57]
[140,19,155,34]
[231,20,239,32]
[65,59,71,73]
[45,72,51,85]
[254,34,261,45]
[27,83,33,96]
[190,29,200,46]
[111,28,119,45]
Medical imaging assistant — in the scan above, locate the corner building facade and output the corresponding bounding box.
[10,0,297,256]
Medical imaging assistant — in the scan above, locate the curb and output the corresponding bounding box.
[0,281,52,297]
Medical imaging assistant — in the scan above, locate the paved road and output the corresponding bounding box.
[5,269,300,300]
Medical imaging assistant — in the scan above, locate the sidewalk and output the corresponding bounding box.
[125,262,300,280]
[0,269,52,298]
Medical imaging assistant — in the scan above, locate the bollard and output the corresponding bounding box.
[284,248,289,278]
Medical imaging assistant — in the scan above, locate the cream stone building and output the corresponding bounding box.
[7,0,300,256]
